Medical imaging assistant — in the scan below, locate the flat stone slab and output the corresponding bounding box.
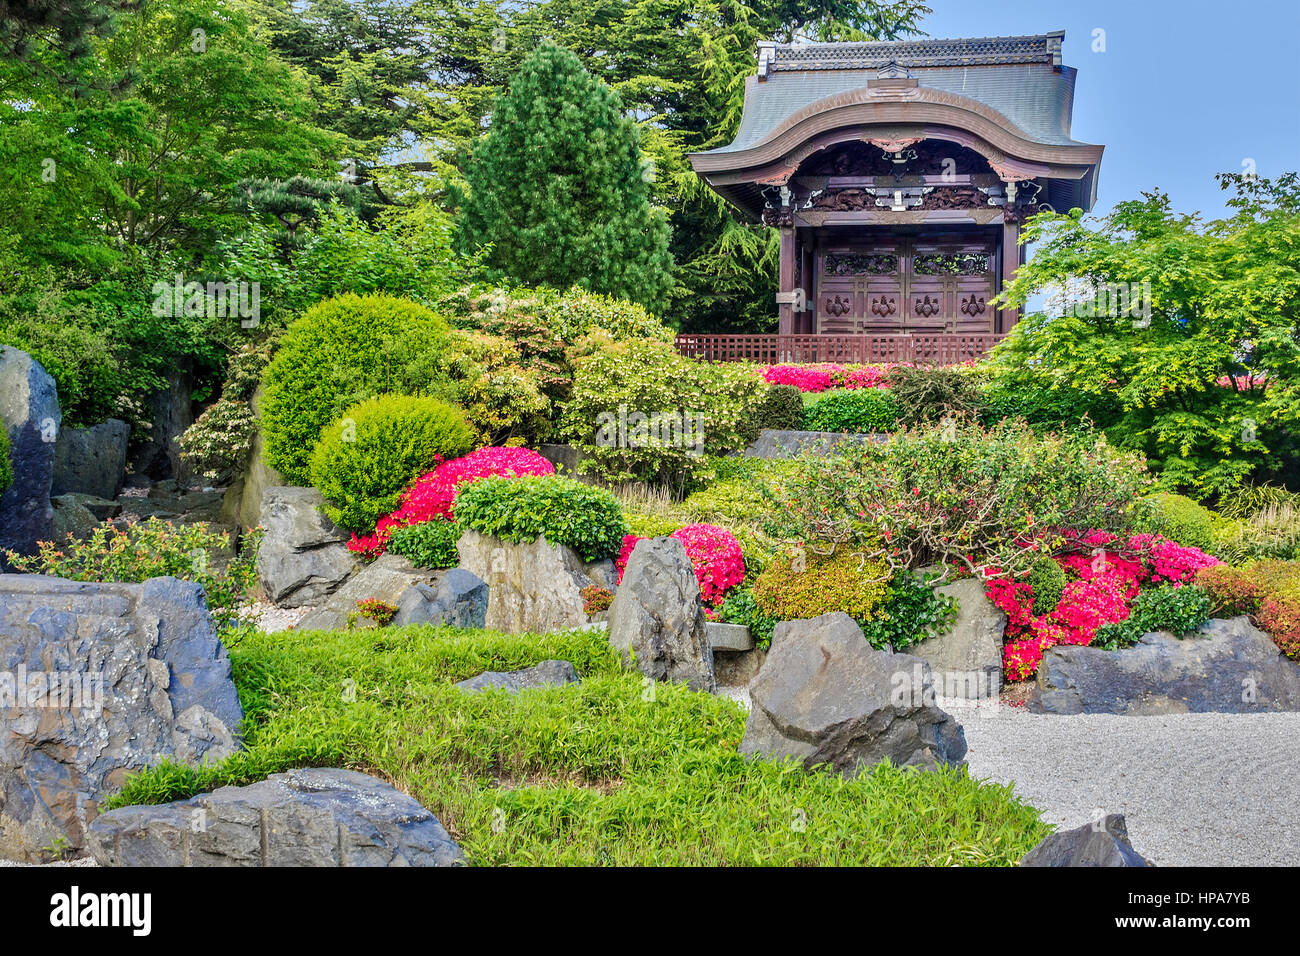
[455,660,579,694]
[707,621,754,652]
[87,768,463,867]
[743,429,885,459]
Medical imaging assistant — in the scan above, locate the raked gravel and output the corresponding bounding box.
[723,686,1300,866]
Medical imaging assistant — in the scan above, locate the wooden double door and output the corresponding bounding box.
[815,234,997,335]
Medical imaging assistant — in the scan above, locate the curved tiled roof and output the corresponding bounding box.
[708,33,1094,155]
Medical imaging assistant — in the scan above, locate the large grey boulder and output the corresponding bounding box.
[0,575,242,862]
[1028,615,1300,715]
[87,768,462,867]
[49,494,100,541]
[911,577,1004,700]
[607,537,715,692]
[52,418,129,500]
[455,660,579,694]
[390,567,488,629]
[257,486,357,607]
[456,529,612,635]
[0,346,61,563]
[740,612,966,774]
[1020,814,1152,867]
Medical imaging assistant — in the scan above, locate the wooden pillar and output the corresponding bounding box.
[999,218,1020,332]
[778,225,796,335]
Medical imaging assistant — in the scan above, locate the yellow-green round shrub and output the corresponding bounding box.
[752,549,891,624]
[261,294,452,484]
[309,394,475,531]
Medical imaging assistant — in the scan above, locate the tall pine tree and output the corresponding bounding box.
[456,42,672,313]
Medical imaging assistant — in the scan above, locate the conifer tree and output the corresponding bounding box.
[456,42,673,313]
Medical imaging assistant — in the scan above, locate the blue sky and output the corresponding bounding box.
[919,0,1300,221]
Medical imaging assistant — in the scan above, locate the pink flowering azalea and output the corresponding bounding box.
[615,525,745,607]
[346,447,554,557]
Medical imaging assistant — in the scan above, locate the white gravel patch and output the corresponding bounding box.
[724,686,1300,866]
[0,857,96,867]
[953,701,1300,867]
[237,602,310,633]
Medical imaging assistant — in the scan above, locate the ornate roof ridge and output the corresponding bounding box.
[758,32,1065,74]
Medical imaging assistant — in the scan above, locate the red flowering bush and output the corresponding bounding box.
[616,524,745,607]
[991,530,1223,680]
[347,446,554,557]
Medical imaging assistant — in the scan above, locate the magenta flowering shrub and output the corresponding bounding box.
[990,530,1223,680]
[347,446,554,557]
[759,363,897,393]
[615,524,745,607]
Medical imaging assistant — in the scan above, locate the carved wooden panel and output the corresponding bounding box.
[815,234,996,335]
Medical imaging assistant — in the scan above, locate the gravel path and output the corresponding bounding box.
[722,687,1300,866]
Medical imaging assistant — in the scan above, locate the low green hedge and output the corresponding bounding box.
[802,388,900,433]
[453,474,628,561]
[387,519,463,569]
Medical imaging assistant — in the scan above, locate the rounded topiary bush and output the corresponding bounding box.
[260,293,452,484]
[1026,554,1068,616]
[802,388,900,433]
[453,474,628,561]
[309,394,475,531]
[755,383,805,432]
[1137,493,1222,553]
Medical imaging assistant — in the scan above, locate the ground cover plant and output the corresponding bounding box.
[105,623,1048,866]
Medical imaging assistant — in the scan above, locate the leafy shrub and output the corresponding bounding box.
[859,570,957,652]
[678,479,783,580]
[386,519,462,570]
[309,394,475,532]
[752,550,891,626]
[559,334,766,493]
[3,519,257,628]
[886,365,987,424]
[981,376,1111,428]
[802,388,900,433]
[0,428,11,495]
[755,384,805,432]
[714,587,778,650]
[617,524,745,607]
[351,598,398,628]
[1026,555,1068,616]
[1197,560,1300,660]
[581,584,613,614]
[1134,493,1224,554]
[180,345,272,483]
[440,331,551,444]
[767,419,1150,578]
[1093,584,1212,650]
[260,293,453,484]
[453,475,628,561]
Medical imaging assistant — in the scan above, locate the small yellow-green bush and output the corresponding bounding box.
[309,394,475,531]
[753,549,891,625]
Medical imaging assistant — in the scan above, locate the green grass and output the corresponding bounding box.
[108,623,1048,865]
